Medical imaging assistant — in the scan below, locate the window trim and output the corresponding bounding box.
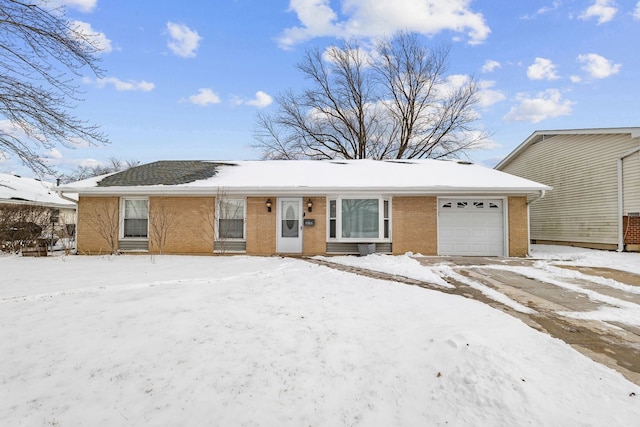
[120,197,149,240]
[215,197,246,241]
[326,196,391,242]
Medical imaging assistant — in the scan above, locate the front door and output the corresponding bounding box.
[277,198,303,253]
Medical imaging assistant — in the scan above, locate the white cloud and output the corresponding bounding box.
[579,0,617,24]
[166,22,202,58]
[94,77,155,92]
[47,0,97,13]
[246,91,273,108]
[477,80,506,107]
[527,57,559,80]
[503,89,574,123]
[47,148,63,160]
[481,60,501,73]
[71,21,112,53]
[521,1,561,20]
[634,2,640,20]
[232,91,274,108]
[278,0,490,49]
[188,88,221,106]
[577,53,621,79]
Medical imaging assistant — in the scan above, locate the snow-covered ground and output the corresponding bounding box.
[1,248,639,426]
[320,245,640,326]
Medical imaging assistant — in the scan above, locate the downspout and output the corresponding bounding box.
[55,182,79,252]
[527,190,546,255]
[617,146,640,251]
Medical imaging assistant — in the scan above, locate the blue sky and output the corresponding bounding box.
[3,0,640,178]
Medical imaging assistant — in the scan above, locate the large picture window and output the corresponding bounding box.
[217,199,245,239]
[328,197,390,241]
[123,199,148,238]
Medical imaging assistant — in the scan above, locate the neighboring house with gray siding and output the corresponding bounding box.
[496,128,640,252]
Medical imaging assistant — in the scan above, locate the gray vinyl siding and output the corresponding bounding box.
[326,242,392,254]
[500,133,639,245]
[214,240,247,253]
[119,239,149,251]
[623,151,640,215]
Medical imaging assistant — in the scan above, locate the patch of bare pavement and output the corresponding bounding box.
[305,257,640,386]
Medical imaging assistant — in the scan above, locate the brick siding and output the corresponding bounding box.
[76,194,533,257]
[392,196,438,255]
[246,196,277,255]
[508,196,529,257]
[623,216,640,245]
[76,196,120,255]
[149,196,214,254]
[302,196,327,255]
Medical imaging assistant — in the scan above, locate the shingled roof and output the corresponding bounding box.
[97,161,231,187]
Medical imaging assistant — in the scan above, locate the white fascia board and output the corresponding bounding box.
[69,185,550,197]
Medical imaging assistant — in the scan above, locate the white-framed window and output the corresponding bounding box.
[121,198,148,239]
[327,197,391,241]
[217,198,245,240]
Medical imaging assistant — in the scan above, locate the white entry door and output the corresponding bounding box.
[277,198,303,253]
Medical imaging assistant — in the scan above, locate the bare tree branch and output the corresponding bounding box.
[0,0,109,175]
[253,31,488,161]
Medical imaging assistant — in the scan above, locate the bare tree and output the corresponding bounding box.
[198,201,216,251]
[149,199,176,255]
[59,157,139,183]
[0,204,50,253]
[254,32,487,160]
[0,0,109,175]
[86,199,119,255]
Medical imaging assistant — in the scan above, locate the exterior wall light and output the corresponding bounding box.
[307,198,313,212]
[266,199,272,212]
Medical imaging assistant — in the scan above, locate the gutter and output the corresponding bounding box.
[617,146,640,251]
[54,185,551,197]
[56,189,78,205]
[55,187,79,252]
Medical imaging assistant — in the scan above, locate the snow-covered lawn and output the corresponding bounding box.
[1,251,639,426]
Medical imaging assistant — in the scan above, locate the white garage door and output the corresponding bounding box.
[438,199,505,256]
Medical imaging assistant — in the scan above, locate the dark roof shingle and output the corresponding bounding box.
[97,161,230,187]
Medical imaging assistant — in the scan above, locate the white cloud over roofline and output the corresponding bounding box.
[71,21,112,53]
[477,80,506,108]
[166,22,202,58]
[277,0,490,49]
[188,88,221,106]
[481,60,501,73]
[527,57,559,81]
[503,89,574,124]
[47,0,97,13]
[577,53,621,79]
[579,0,617,24]
[93,77,155,92]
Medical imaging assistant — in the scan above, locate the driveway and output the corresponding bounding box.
[307,256,640,386]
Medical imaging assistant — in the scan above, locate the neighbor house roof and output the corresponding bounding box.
[496,127,640,170]
[56,159,550,196]
[0,173,76,208]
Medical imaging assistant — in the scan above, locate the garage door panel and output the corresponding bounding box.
[438,199,505,256]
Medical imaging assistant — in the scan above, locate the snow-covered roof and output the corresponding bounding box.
[56,159,550,196]
[0,173,76,208]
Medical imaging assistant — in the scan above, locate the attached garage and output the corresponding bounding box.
[58,159,549,257]
[438,198,505,256]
